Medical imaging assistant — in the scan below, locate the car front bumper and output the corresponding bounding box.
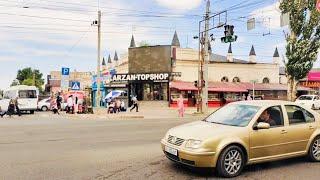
[161,139,216,167]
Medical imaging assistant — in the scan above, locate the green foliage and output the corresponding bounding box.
[138,41,152,47]
[13,67,44,91]
[280,0,320,81]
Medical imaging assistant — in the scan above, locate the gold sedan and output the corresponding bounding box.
[161,100,320,177]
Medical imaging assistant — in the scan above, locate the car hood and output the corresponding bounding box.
[167,120,245,141]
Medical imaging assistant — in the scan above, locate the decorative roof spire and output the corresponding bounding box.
[102,57,106,65]
[107,54,112,63]
[130,35,136,48]
[171,31,180,47]
[249,45,256,56]
[228,43,232,53]
[273,47,279,57]
[114,51,119,61]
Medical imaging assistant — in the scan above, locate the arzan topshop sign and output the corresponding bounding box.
[111,73,170,83]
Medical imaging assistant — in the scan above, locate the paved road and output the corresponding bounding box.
[1,113,320,180]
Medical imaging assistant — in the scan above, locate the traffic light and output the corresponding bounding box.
[221,25,237,43]
[194,80,198,87]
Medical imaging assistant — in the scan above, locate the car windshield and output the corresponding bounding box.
[298,96,313,100]
[204,104,261,127]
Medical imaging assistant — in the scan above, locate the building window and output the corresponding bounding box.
[232,77,240,83]
[221,76,229,82]
[263,77,270,84]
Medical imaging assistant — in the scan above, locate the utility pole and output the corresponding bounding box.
[202,0,210,113]
[96,10,102,107]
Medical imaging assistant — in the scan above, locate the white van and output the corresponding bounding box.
[0,85,39,114]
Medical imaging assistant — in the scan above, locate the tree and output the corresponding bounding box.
[13,67,45,91]
[280,0,320,101]
[138,41,152,47]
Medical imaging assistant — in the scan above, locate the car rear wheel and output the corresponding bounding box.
[216,145,245,178]
[309,136,320,162]
[41,106,48,111]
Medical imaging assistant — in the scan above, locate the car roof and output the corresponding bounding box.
[231,100,297,107]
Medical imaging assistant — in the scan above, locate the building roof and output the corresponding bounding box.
[102,57,106,65]
[210,53,248,63]
[228,43,232,53]
[130,35,136,48]
[107,55,112,63]
[114,51,119,61]
[249,45,256,56]
[171,31,181,47]
[273,47,280,57]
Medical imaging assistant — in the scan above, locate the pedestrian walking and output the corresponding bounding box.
[74,96,79,114]
[247,94,252,101]
[120,100,126,112]
[50,98,59,114]
[56,94,62,111]
[67,95,74,114]
[115,99,121,113]
[7,99,15,118]
[241,94,246,101]
[130,96,139,112]
[177,94,185,118]
[0,106,6,118]
[14,97,21,116]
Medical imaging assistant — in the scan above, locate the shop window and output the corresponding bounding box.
[221,76,229,82]
[232,77,240,83]
[263,77,270,84]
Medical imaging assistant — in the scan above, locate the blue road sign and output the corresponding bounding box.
[71,81,80,90]
[62,67,70,76]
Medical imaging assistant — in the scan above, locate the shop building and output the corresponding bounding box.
[111,32,310,107]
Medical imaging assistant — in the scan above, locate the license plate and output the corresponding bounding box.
[165,146,178,156]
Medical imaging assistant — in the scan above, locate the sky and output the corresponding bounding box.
[0,0,319,89]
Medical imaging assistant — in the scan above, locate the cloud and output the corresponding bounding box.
[250,2,282,29]
[155,0,202,10]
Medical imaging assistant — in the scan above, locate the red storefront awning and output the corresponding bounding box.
[170,81,311,92]
[170,81,247,92]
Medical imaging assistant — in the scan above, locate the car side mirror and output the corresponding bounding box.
[254,122,270,130]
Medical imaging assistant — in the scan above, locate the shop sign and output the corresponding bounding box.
[301,81,320,88]
[111,73,170,83]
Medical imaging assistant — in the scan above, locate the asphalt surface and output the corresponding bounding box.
[1,112,320,180]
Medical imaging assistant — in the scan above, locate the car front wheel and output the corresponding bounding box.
[41,106,48,111]
[309,136,320,162]
[216,145,245,178]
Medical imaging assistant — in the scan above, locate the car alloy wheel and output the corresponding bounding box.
[216,145,245,178]
[224,149,242,175]
[309,137,320,161]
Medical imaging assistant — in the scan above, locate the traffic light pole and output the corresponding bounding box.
[96,10,102,107]
[202,0,210,113]
[196,1,226,113]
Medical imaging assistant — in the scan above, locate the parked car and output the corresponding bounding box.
[295,95,320,110]
[161,100,320,178]
[38,98,51,111]
[0,85,39,114]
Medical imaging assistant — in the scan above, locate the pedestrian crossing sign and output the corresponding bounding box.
[71,81,80,90]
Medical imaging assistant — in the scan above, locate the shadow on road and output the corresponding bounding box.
[167,156,310,178]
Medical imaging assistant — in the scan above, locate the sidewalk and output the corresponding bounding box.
[59,106,217,120]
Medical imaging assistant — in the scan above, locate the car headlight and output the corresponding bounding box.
[185,139,202,149]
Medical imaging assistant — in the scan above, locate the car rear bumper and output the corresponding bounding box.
[161,139,216,167]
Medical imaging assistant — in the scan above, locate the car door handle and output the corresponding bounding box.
[281,130,287,134]
[309,126,315,130]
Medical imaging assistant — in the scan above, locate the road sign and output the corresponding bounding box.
[71,81,80,90]
[62,67,70,76]
[317,0,320,12]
